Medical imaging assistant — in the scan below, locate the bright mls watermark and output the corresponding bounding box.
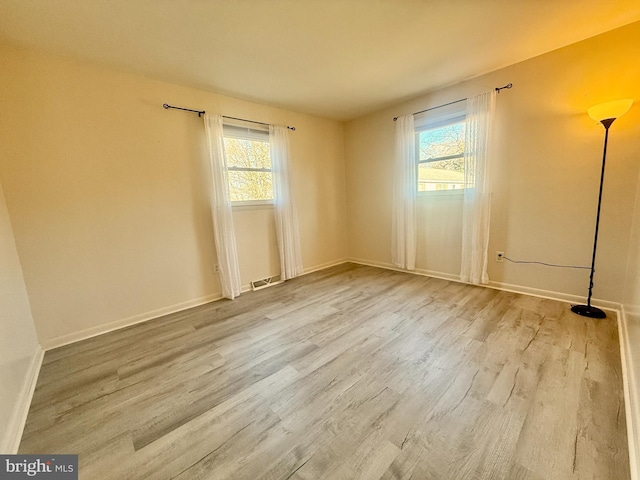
[0,455,77,479]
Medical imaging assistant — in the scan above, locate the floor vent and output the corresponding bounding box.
[251,276,282,291]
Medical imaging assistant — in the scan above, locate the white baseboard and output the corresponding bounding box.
[43,258,350,351]
[1,345,44,454]
[42,294,223,351]
[347,257,461,282]
[302,258,348,276]
[485,280,620,312]
[347,257,618,311]
[619,305,640,480]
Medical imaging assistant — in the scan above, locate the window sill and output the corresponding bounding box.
[231,200,274,211]
[417,190,465,197]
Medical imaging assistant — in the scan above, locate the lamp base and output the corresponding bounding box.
[571,304,606,319]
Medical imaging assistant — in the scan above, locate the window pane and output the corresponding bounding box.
[223,137,271,170]
[228,170,273,202]
[223,136,273,202]
[416,120,467,192]
[418,122,465,161]
[418,159,465,192]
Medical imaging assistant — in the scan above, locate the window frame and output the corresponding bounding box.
[222,122,274,207]
[414,108,467,196]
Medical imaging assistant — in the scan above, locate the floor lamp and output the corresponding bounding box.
[571,98,633,319]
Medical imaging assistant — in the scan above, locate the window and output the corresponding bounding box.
[223,124,273,203]
[415,114,466,193]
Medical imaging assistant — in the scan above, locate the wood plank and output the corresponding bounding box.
[18,264,630,480]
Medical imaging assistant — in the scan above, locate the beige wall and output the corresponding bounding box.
[346,21,640,304]
[0,45,347,347]
[0,180,39,452]
[1,17,639,465]
[2,21,639,348]
[623,167,640,477]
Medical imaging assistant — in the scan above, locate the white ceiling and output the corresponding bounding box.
[1,1,640,120]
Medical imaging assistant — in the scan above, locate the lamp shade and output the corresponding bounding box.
[588,99,633,122]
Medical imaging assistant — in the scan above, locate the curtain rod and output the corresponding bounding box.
[223,115,296,131]
[162,104,296,131]
[392,83,512,121]
[162,103,205,117]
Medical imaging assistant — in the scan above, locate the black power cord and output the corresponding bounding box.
[503,256,590,270]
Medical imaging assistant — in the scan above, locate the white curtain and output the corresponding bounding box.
[392,114,417,270]
[270,125,303,280]
[460,90,497,285]
[204,113,242,299]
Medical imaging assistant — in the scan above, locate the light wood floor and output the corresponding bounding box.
[20,263,630,479]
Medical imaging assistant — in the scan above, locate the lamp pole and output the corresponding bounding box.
[571,99,632,319]
[571,118,614,319]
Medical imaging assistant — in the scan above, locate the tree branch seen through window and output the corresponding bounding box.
[416,121,466,192]
[223,137,273,202]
